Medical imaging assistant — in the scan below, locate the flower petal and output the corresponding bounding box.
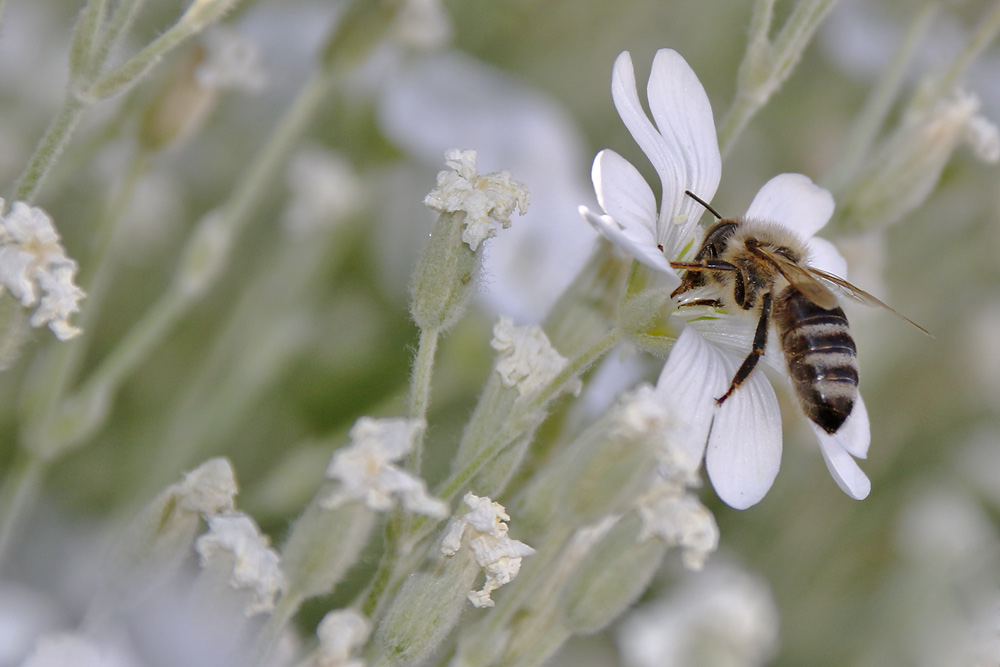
[810,419,871,500]
[830,392,870,459]
[592,149,658,241]
[646,48,721,245]
[705,369,783,510]
[579,205,676,278]
[611,52,681,213]
[745,173,834,239]
[805,236,848,278]
[610,50,721,259]
[653,326,731,466]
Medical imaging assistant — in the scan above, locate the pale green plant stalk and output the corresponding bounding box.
[823,0,940,195]
[717,0,840,157]
[13,0,241,204]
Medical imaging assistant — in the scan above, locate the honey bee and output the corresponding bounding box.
[669,191,928,435]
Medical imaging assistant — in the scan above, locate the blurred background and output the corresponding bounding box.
[0,0,998,665]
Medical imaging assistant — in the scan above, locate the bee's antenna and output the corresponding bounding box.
[685,190,723,220]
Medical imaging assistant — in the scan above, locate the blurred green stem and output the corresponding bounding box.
[931,0,1000,98]
[408,326,441,473]
[824,1,939,195]
[12,96,86,204]
[718,0,839,158]
[0,452,45,573]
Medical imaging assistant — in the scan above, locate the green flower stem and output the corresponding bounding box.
[85,8,204,101]
[84,68,332,393]
[252,590,305,667]
[824,1,939,196]
[85,0,148,79]
[931,0,1000,99]
[717,0,839,158]
[139,225,340,495]
[437,328,621,505]
[17,149,151,463]
[0,452,45,573]
[407,325,441,473]
[15,0,210,204]
[357,328,621,623]
[12,95,86,204]
[68,0,107,80]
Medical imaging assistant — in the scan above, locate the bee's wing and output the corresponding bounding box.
[752,246,840,309]
[809,267,933,336]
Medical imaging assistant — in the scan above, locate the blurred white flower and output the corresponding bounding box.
[282,147,367,235]
[490,316,581,397]
[301,608,370,667]
[423,148,529,251]
[617,563,780,667]
[634,482,718,571]
[0,201,85,341]
[322,417,449,518]
[579,49,871,509]
[175,456,239,516]
[392,0,451,51]
[20,632,143,667]
[195,513,284,616]
[441,492,535,608]
[195,26,267,92]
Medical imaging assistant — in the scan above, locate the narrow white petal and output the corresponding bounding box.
[805,236,848,278]
[705,369,783,510]
[646,48,722,233]
[653,326,731,465]
[579,206,677,279]
[745,173,834,238]
[610,52,681,211]
[831,393,870,459]
[811,424,871,500]
[592,149,658,239]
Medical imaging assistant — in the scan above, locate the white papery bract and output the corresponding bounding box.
[195,513,284,616]
[580,49,872,509]
[323,417,449,518]
[423,149,529,251]
[0,201,85,340]
[441,492,535,608]
[491,316,581,397]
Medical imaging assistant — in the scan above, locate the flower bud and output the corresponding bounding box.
[175,210,231,297]
[841,89,1000,231]
[280,496,376,603]
[559,514,668,634]
[369,547,481,666]
[410,150,528,332]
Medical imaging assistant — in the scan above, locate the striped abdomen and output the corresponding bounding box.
[773,287,858,434]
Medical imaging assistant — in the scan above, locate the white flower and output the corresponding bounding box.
[174,457,238,516]
[616,563,779,667]
[304,609,371,667]
[490,316,581,397]
[635,481,719,571]
[441,492,535,608]
[322,417,449,518]
[579,49,871,509]
[20,632,141,667]
[195,513,284,616]
[423,149,529,251]
[195,27,266,92]
[0,201,85,340]
[283,147,367,235]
